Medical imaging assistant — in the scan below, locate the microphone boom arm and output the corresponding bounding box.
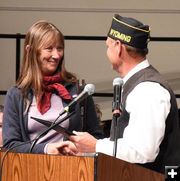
[29,111,75,153]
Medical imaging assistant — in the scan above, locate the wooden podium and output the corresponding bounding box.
[0,150,165,181]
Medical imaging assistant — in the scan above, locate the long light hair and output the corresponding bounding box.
[15,21,77,109]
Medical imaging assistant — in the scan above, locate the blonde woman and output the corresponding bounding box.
[3,21,102,154]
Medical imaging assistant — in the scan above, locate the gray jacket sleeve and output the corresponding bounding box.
[2,87,46,153]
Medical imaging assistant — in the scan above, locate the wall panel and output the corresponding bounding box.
[0,0,180,119]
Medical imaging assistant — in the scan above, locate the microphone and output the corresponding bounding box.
[112,77,123,157]
[59,84,95,116]
[112,77,123,117]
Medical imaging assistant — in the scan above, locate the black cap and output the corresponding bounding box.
[108,14,150,49]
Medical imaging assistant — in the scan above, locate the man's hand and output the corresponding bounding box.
[69,131,97,153]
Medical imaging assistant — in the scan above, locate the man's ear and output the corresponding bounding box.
[115,40,122,56]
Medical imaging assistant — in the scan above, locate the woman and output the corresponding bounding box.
[2,21,102,154]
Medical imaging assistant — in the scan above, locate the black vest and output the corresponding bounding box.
[110,65,180,174]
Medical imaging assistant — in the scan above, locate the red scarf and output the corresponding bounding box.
[37,73,72,114]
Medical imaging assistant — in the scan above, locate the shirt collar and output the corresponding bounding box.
[123,59,150,84]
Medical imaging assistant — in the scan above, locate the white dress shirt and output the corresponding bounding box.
[96,60,171,163]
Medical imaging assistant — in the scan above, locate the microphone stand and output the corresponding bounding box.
[113,112,120,157]
[29,110,75,153]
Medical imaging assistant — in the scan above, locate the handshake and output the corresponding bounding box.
[45,131,97,156]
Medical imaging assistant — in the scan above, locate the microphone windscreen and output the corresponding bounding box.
[84,84,95,95]
[113,77,123,86]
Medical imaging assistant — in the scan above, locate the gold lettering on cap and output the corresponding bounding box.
[110,29,131,43]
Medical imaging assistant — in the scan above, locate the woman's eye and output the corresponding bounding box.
[57,47,63,51]
[46,46,53,50]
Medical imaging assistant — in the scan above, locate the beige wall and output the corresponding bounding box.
[0,0,180,120]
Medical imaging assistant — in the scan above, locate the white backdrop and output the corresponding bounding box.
[0,0,180,120]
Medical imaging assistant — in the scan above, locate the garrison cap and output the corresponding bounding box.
[108,14,150,49]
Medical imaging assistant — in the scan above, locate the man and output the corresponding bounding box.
[60,14,180,174]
